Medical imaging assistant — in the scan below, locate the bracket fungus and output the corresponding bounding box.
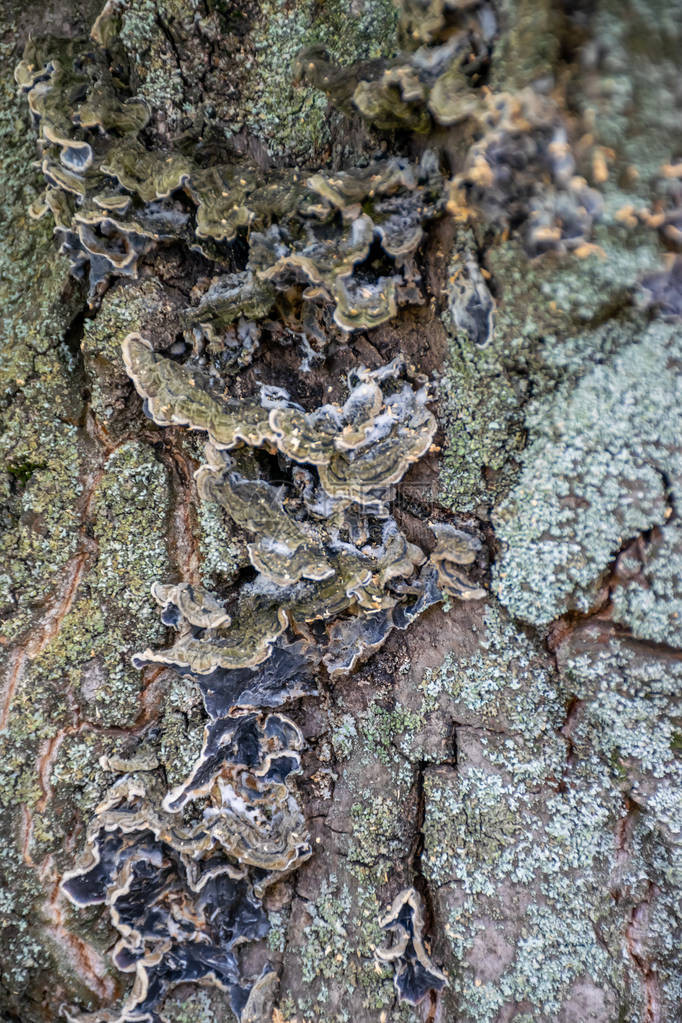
[295,0,493,135]
[61,319,485,1017]
[376,887,448,1005]
[297,7,602,262]
[447,90,603,254]
[429,522,487,599]
[17,28,445,331]
[61,766,281,1023]
[60,310,489,1018]
[447,250,495,347]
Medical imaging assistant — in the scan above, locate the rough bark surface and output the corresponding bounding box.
[0,2,680,1022]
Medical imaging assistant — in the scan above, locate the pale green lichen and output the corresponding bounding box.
[0,27,119,1006]
[295,872,409,1021]
[611,519,682,647]
[157,675,206,789]
[81,277,180,424]
[196,495,243,588]
[413,597,680,1022]
[493,319,682,624]
[4,0,681,1018]
[423,736,624,1021]
[243,0,398,158]
[569,0,682,187]
[560,628,682,833]
[439,225,661,517]
[162,987,232,1023]
[0,31,84,647]
[419,603,563,741]
[331,712,358,762]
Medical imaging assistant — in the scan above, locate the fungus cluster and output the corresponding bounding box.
[297,0,602,259]
[121,331,480,682]
[294,1,494,133]
[376,888,448,1005]
[15,28,444,367]
[58,331,484,1020]
[636,164,682,318]
[447,89,603,257]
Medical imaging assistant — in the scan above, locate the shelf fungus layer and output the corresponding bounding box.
[16,30,445,347]
[376,887,448,1005]
[60,323,486,1019]
[298,3,603,260]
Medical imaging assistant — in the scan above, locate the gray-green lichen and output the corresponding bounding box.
[611,520,682,647]
[242,0,398,158]
[113,0,398,160]
[415,602,680,1022]
[0,26,182,1015]
[438,223,661,517]
[493,319,682,624]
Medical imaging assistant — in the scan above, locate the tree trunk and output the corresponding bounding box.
[1,2,680,1022]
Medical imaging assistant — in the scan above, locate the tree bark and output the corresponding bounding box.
[0,2,680,1022]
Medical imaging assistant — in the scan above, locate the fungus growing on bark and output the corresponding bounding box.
[429,522,486,599]
[18,33,445,322]
[122,334,277,449]
[133,597,289,675]
[195,642,317,718]
[332,275,400,332]
[151,581,231,630]
[297,25,603,264]
[321,568,442,678]
[447,90,603,254]
[61,699,311,1021]
[186,272,276,366]
[398,0,496,47]
[639,255,682,319]
[296,12,487,134]
[353,65,432,133]
[196,465,333,586]
[61,762,286,1023]
[448,250,495,347]
[376,887,448,1005]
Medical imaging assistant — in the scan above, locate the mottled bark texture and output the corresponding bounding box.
[1,1,680,1022]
